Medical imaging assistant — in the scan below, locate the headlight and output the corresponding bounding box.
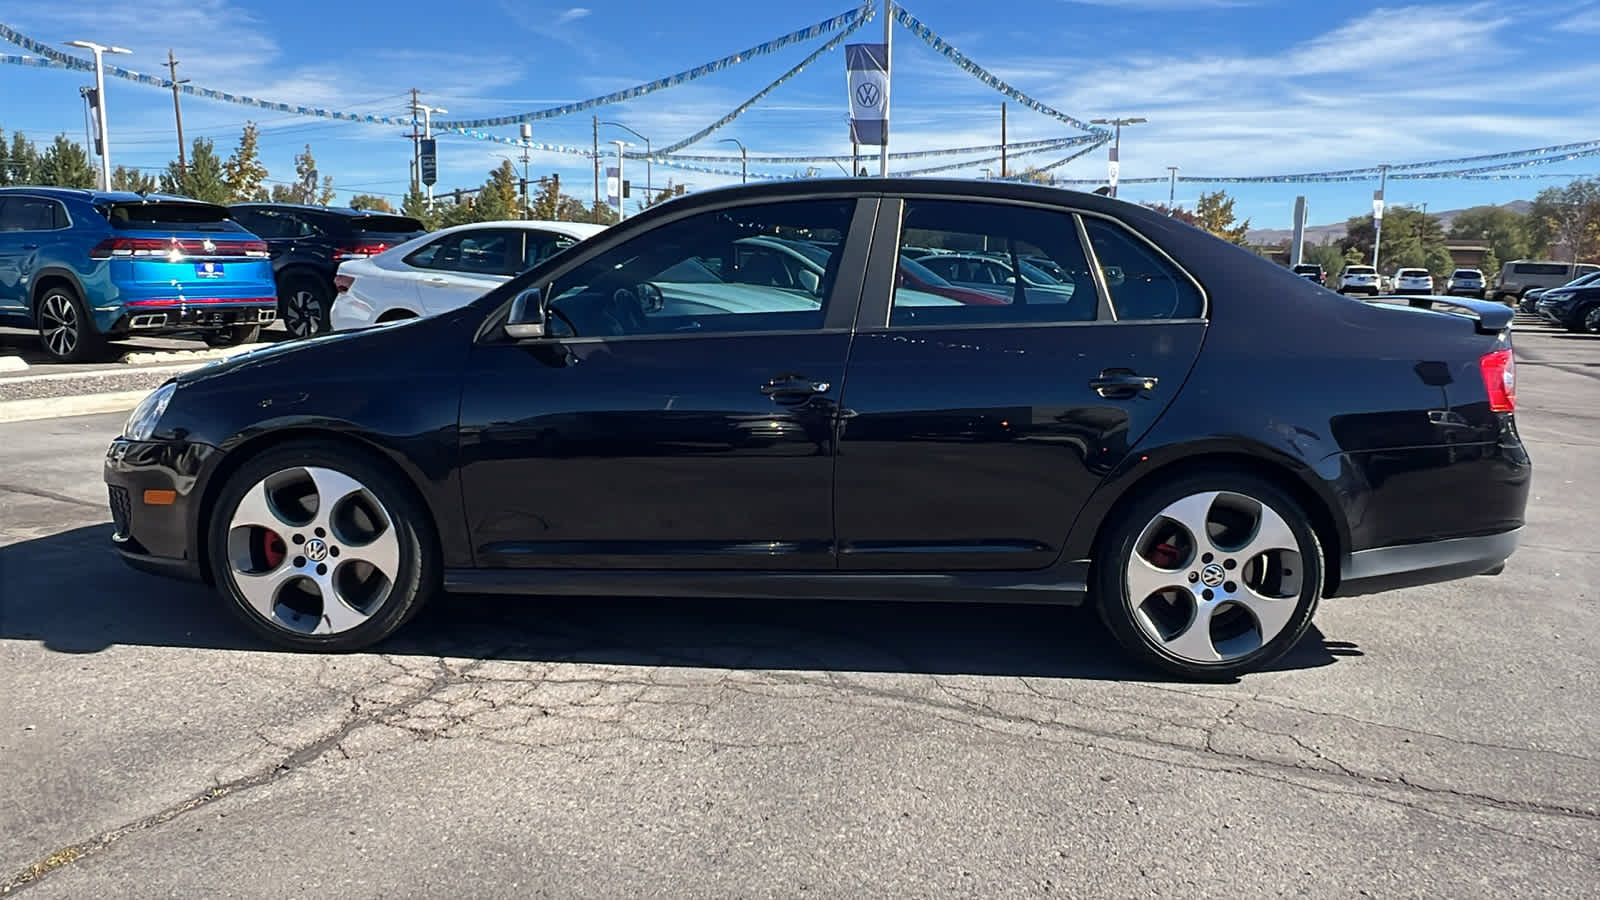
[124,382,175,441]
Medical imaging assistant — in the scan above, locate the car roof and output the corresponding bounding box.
[0,186,206,205]
[227,201,423,219]
[423,219,609,239]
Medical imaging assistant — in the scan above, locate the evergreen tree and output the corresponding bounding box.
[111,165,159,193]
[530,174,562,220]
[400,185,440,229]
[475,160,520,221]
[2,131,41,186]
[223,122,270,202]
[161,137,230,204]
[38,134,97,188]
[638,179,686,212]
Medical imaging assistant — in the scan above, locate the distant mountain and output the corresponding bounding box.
[1247,200,1534,246]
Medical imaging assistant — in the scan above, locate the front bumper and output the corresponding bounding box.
[104,436,221,583]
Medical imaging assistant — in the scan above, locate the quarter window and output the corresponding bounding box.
[1080,218,1205,321]
[889,200,1101,327]
[521,230,580,270]
[543,199,855,338]
[0,197,65,232]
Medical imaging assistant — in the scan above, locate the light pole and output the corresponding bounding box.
[411,100,447,207]
[1089,116,1146,198]
[611,140,630,221]
[600,121,651,210]
[1166,166,1179,209]
[719,138,748,184]
[1372,164,1390,271]
[66,40,131,191]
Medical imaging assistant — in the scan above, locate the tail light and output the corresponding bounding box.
[1479,348,1516,413]
[333,274,355,293]
[89,237,170,259]
[90,237,271,259]
[335,242,387,261]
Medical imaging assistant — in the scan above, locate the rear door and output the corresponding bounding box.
[414,228,522,314]
[832,196,1208,571]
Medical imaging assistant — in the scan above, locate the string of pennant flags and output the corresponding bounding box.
[6,6,1600,187]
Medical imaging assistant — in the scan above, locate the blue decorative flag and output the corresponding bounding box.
[847,43,889,146]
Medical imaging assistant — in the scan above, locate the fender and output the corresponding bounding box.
[28,264,90,311]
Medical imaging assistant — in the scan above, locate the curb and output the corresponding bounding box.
[0,356,28,373]
[118,342,274,366]
[0,389,149,425]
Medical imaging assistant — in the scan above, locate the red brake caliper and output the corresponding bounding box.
[259,530,287,569]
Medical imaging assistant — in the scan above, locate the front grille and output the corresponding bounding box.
[108,485,131,536]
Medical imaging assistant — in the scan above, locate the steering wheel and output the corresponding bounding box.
[608,287,649,333]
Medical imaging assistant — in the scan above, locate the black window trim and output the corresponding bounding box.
[855,193,1209,332]
[0,193,72,233]
[474,195,880,346]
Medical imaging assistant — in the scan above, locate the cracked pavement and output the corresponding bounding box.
[1,325,1596,897]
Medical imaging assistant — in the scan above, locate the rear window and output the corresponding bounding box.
[1293,264,1321,272]
[1398,269,1429,277]
[1453,269,1480,277]
[1512,262,1571,276]
[351,215,425,236]
[104,201,241,232]
[1345,266,1375,274]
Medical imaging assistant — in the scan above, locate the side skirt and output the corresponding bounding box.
[443,563,1092,607]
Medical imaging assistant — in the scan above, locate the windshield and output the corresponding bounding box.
[102,200,242,231]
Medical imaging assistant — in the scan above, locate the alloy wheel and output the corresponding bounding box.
[284,290,324,338]
[1123,490,1304,664]
[40,293,79,359]
[225,465,400,635]
[1585,305,1600,334]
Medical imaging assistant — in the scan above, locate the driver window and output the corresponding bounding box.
[544,199,854,338]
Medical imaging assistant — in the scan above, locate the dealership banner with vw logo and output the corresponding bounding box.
[846,43,889,146]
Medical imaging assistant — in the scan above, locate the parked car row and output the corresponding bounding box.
[1530,271,1600,333]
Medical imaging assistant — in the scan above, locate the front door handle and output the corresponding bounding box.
[1089,368,1158,398]
[760,375,831,399]
[20,244,38,250]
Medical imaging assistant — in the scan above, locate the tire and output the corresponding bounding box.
[35,283,108,363]
[279,273,332,339]
[1580,304,1600,335]
[203,324,262,348]
[205,440,439,652]
[1093,471,1324,681]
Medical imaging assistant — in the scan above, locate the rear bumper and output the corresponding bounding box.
[1330,528,1522,597]
[104,301,277,336]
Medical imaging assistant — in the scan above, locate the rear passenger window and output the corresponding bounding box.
[1080,218,1205,320]
[890,200,1101,327]
[0,197,63,232]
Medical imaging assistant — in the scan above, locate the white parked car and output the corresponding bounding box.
[1337,265,1380,295]
[1393,267,1434,295]
[329,220,608,330]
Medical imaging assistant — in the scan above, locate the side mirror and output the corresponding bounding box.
[505,287,545,339]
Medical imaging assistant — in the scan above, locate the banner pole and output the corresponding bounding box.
[881,1,891,177]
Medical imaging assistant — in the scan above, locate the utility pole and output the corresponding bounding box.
[1089,116,1147,198]
[612,139,627,222]
[592,115,601,224]
[880,1,892,177]
[519,123,532,219]
[166,50,189,170]
[67,40,131,191]
[407,88,422,194]
[1167,166,1179,208]
[1000,102,1007,179]
[719,138,747,184]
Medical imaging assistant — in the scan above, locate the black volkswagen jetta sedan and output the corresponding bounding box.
[104,178,1530,680]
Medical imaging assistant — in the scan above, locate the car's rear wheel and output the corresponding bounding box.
[280,273,331,339]
[206,440,438,651]
[1094,472,1324,681]
[202,324,262,348]
[36,284,107,363]
[1581,304,1600,335]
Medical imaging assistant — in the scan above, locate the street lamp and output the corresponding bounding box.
[611,140,634,220]
[1089,116,1147,198]
[600,121,651,210]
[719,138,748,184]
[1166,165,1179,209]
[412,101,447,206]
[66,40,132,191]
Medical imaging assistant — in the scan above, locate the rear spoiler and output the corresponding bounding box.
[1365,294,1514,335]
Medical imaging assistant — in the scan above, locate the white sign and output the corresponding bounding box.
[1107,160,1120,187]
[1372,198,1385,220]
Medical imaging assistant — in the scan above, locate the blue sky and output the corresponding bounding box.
[4,0,1600,230]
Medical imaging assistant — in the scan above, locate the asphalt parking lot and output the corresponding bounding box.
[1,318,1595,896]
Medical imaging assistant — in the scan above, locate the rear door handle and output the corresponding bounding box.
[1089,369,1158,398]
[20,244,38,250]
[760,375,831,400]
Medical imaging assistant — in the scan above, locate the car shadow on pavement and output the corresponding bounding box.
[1,525,1355,683]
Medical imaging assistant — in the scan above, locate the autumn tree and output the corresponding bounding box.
[530,173,562,220]
[223,122,270,202]
[475,160,521,221]
[1195,191,1250,244]
[111,165,159,193]
[348,194,395,213]
[639,179,686,211]
[1529,179,1600,262]
[271,143,337,205]
[1141,202,1201,227]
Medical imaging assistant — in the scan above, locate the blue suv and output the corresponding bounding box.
[0,188,278,362]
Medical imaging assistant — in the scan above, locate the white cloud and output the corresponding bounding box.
[557,7,591,24]
[1557,8,1600,31]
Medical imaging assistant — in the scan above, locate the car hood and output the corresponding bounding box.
[174,321,418,388]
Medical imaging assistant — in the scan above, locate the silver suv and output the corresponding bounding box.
[1492,260,1600,303]
[1446,269,1485,298]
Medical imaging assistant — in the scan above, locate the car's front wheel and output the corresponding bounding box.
[1094,472,1323,681]
[1581,304,1600,335]
[206,440,438,651]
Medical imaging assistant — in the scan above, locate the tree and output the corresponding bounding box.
[438,195,484,228]
[37,134,96,188]
[348,194,395,213]
[271,144,337,205]
[161,137,230,204]
[530,174,562,220]
[639,179,686,212]
[1479,247,1501,281]
[588,201,620,225]
[1339,207,1447,273]
[554,193,590,222]
[0,130,42,186]
[475,160,521,222]
[222,122,270,202]
[1529,179,1600,262]
[1448,206,1530,266]
[1141,202,1201,227]
[1302,239,1348,278]
[111,165,158,193]
[400,185,441,230]
[1194,191,1250,244]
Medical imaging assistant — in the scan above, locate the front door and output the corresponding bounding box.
[833,197,1209,571]
[457,196,872,570]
